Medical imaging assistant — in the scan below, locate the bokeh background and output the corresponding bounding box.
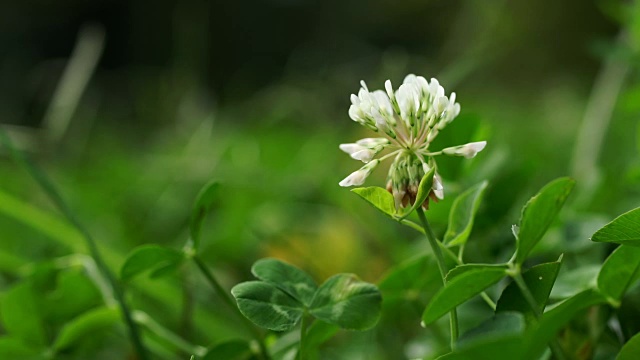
[1,0,639,359]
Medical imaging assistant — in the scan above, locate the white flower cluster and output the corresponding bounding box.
[339,74,486,209]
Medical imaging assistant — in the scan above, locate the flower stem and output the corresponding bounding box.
[299,313,310,360]
[0,128,149,360]
[416,207,459,348]
[192,255,270,359]
[511,269,566,360]
[401,218,497,311]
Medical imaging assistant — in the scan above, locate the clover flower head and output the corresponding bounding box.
[339,74,487,209]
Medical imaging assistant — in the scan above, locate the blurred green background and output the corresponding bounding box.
[1,0,639,359]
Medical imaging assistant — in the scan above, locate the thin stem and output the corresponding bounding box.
[299,314,309,360]
[400,218,497,310]
[416,207,459,347]
[133,310,207,357]
[511,270,566,360]
[0,128,149,360]
[512,272,542,318]
[192,255,270,360]
[570,31,629,206]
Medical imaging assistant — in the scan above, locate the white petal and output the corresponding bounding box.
[360,80,369,91]
[403,74,417,84]
[385,80,394,99]
[351,149,375,162]
[350,94,360,105]
[348,105,363,122]
[372,90,393,114]
[443,141,487,158]
[339,170,367,187]
[433,173,444,199]
[356,138,389,147]
[434,95,449,114]
[339,143,365,155]
[338,160,379,187]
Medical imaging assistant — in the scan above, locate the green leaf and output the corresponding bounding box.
[120,245,184,281]
[0,281,47,347]
[592,207,640,246]
[303,320,340,355]
[399,166,436,219]
[456,312,525,349]
[444,181,489,246]
[203,339,254,360]
[53,306,120,351]
[46,268,103,323]
[496,259,562,324]
[423,266,507,325]
[618,332,640,360]
[190,181,220,249]
[437,335,524,360]
[231,281,304,331]
[351,186,396,217]
[309,274,382,330]
[550,265,599,299]
[251,258,318,307]
[378,253,441,301]
[0,337,44,359]
[597,245,640,305]
[515,177,575,264]
[445,264,509,282]
[524,289,605,360]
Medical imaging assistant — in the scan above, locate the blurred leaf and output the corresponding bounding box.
[524,289,605,360]
[47,268,103,323]
[351,186,396,217]
[0,189,83,250]
[53,306,120,351]
[120,245,184,281]
[309,274,382,330]
[437,335,524,360]
[597,245,640,305]
[515,178,575,264]
[0,281,47,348]
[423,266,507,325]
[203,339,254,360]
[231,281,304,332]
[378,253,440,301]
[618,331,640,360]
[591,207,640,246]
[303,320,340,356]
[456,312,525,349]
[496,259,562,324]
[190,181,220,249]
[444,181,488,246]
[550,265,599,299]
[251,258,318,307]
[0,337,44,359]
[445,264,509,281]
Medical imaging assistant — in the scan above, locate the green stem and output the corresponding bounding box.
[403,218,497,311]
[416,207,459,348]
[299,314,309,360]
[0,128,149,360]
[133,310,207,357]
[192,255,270,360]
[511,270,566,360]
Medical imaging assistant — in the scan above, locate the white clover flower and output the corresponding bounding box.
[339,160,380,187]
[442,141,487,159]
[340,74,487,209]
